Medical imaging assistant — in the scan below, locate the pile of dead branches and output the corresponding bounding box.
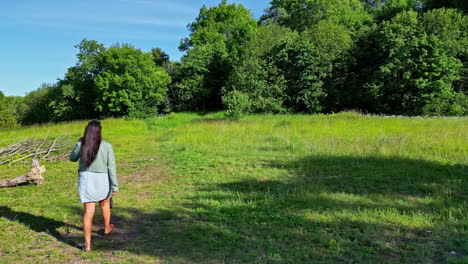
[0,136,74,166]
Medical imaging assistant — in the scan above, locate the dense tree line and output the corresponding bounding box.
[1,0,466,127]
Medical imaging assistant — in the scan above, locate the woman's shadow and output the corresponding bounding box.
[0,206,82,249]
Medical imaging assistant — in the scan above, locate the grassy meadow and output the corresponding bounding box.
[0,112,466,263]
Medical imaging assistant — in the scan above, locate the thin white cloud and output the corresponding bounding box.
[117,0,199,15]
[18,14,190,29]
[123,17,189,27]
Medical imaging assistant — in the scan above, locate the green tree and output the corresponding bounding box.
[274,21,353,113]
[0,91,17,128]
[422,8,468,96]
[55,39,106,120]
[54,40,171,119]
[151,48,170,67]
[3,96,26,123]
[340,23,383,111]
[226,21,352,114]
[174,0,257,110]
[423,0,468,12]
[0,111,16,128]
[366,10,466,115]
[225,24,295,113]
[374,0,419,21]
[21,83,57,125]
[95,44,171,117]
[261,0,372,32]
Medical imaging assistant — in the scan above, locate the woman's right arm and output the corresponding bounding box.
[107,144,118,193]
[69,141,82,162]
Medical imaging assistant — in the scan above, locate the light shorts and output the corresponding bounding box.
[78,171,111,203]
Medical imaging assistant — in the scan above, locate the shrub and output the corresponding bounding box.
[0,110,17,128]
[222,90,252,119]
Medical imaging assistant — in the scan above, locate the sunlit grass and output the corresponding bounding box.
[0,112,466,263]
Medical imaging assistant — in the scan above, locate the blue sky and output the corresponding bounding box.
[0,0,271,96]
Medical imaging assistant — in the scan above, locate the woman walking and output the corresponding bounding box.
[70,120,119,251]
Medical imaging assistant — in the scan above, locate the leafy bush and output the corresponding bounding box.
[21,83,56,125]
[0,91,18,128]
[0,110,17,128]
[222,90,252,119]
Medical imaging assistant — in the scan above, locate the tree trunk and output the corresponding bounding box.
[0,159,46,188]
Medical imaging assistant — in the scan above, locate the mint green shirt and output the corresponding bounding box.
[69,140,118,192]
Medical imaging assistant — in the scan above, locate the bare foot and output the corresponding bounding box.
[104,224,115,236]
[81,245,91,251]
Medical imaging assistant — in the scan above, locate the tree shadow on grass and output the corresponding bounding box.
[2,155,465,262]
[264,154,466,201]
[77,155,465,263]
[0,206,82,249]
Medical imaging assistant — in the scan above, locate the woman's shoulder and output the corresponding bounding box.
[101,140,113,148]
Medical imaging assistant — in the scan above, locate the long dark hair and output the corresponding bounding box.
[81,120,102,168]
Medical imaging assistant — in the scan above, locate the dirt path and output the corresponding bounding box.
[54,155,170,263]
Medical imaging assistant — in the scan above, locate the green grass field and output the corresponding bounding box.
[0,112,466,263]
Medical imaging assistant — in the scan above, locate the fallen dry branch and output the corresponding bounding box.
[41,136,59,160]
[0,159,46,188]
[0,136,73,165]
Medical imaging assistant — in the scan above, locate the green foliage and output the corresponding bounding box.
[173,1,257,110]
[262,0,373,32]
[0,92,25,128]
[423,0,468,12]
[53,39,106,120]
[21,83,57,125]
[172,45,220,110]
[226,24,295,113]
[222,90,251,119]
[95,43,170,117]
[297,21,353,112]
[421,90,468,115]
[151,47,170,67]
[0,91,18,128]
[266,31,321,113]
[422,8,468,94]
[8,1,468,122]
[30,40,172,122]
[366,10,466,116]
[342,23,384,112]
[227,21,352,114]
[374,0,420,21]
[0,110,17,129]
[422,8,468,57]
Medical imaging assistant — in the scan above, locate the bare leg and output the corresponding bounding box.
[83,202,96,251]
[99,196,112,233]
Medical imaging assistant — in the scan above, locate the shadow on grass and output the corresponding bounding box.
[2,155,464,262]
[0,206,82,249]
[265,155,466,199]
[74,155,465,263]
